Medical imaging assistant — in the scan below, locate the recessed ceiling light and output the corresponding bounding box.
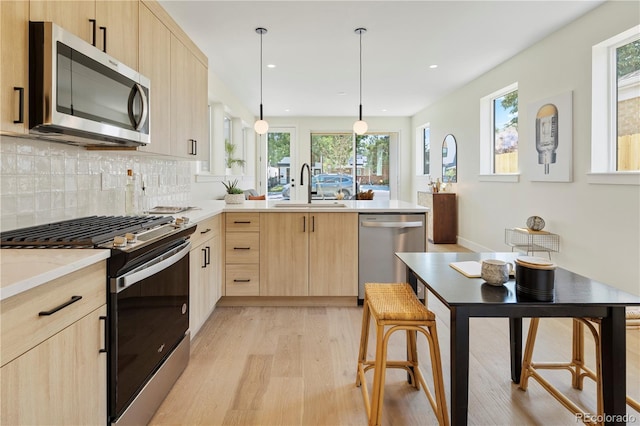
[267,64,276,68]
[381,109,387,112]
[337,91,347,96]
[284,108,290,112]
[429,64,438,69]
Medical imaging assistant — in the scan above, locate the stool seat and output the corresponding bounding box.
[356,283,448,426]
[366,283,436,322]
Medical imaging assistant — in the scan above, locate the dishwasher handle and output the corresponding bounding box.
[361,221,423,228]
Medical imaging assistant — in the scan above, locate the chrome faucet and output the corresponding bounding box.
[300,163,312,204]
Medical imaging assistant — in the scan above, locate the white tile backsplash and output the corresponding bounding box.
[0,136,192,231]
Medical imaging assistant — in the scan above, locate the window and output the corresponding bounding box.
[415,125,430,176]
[264,129,292,199]
[309,132,392,200]
[591,26,640,182]
[423,127,431,175]
[480,83,519,181]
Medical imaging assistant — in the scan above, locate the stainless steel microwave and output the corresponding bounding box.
[29,22,150,147]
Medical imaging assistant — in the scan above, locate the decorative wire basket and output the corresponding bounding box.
[505,228,559,256]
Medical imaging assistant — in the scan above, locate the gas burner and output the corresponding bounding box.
[0,215,175,248]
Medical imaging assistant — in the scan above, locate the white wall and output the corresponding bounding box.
[411,0,640,295]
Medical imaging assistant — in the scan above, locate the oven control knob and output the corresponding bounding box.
[125,233,137,244]
[113,236,127,248]
[175,217,189,227]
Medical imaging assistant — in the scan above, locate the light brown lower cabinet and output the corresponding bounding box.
[0,261,107,424]
[259,212,358,296]
[189,215,222,337]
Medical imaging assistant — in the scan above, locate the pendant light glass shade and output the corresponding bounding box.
[353,27,367,136]
[254,119,269,135]
[254,28,268,135]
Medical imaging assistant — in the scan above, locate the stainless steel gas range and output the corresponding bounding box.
[1,215,196,425]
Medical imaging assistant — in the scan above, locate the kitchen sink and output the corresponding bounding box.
[274,202,347,208]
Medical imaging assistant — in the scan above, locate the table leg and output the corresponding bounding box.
[509,317,522,384]
[600,306,626,425]
[451,306,469,426]
[406,264,418,294]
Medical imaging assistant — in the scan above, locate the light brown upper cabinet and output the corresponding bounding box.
[30,0,138,70]
[137,2,171,155]
[29,1,95,44]
[95,1,139,70]
[0,1,29,135]
[171,35,209,160]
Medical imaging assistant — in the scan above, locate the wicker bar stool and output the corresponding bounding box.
[356,283,449,426]
[519,308,640,422]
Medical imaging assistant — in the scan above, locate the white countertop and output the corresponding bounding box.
[172,199,428,223]
[0,200,426,301]
[0,249,111,301]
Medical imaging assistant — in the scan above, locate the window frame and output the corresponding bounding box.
[589,25,640,185]
[479,82,520,182]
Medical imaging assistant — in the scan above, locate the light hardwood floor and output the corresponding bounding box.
[151,247,640,426]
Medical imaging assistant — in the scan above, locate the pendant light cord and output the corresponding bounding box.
[260,30,263,110]
[359,30,362,110]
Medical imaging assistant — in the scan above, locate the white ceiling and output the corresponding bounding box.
[157,0,604,118]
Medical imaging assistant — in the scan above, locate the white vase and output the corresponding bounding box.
[224,193,245,204]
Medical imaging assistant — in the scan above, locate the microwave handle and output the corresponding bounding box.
[128,83,149,131]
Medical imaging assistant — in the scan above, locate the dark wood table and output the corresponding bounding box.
[396,251,640,426]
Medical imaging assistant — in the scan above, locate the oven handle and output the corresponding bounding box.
[113,240,191,292]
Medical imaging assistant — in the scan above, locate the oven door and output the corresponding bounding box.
[108,239,190,421]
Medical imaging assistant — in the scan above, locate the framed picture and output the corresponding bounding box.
[526,91,573,182]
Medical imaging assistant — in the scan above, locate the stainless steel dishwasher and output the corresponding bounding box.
[358,213,426,303]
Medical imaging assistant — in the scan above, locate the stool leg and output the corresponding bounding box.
[356,300,371,387]
[572,319,586,390]
[407,329,419,389]
[369,323,387,426]
[519,317,540,391]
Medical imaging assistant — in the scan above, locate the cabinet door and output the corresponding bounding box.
[209,232,222,303]
[137,2,171,155]
[189,233,221,338]
[1,306,107,424]
[170,35,193,158]
[309,213,358,296]
[30,1,96,44]
[260,213,309,296]
[189,241,208,337]
[191,58,209,161]
[95,0,139,70]
[1,1,29,134]
[170,34,209,159]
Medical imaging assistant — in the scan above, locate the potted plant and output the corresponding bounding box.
[225,140,245,175]
[222,179,245,204]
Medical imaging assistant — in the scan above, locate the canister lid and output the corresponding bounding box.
[515,256,556,270]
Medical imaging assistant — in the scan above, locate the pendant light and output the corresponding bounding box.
[254,27,269,135]
[353,27,368,135]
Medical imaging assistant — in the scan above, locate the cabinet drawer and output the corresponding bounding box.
[1,261,106,367]
[226,213,260,232]
[225,233,260,263]
[190,215,220,248]
[225,264,259,296]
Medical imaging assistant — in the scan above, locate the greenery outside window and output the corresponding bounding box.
[591,26,640,184]
[479,82,519,181]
